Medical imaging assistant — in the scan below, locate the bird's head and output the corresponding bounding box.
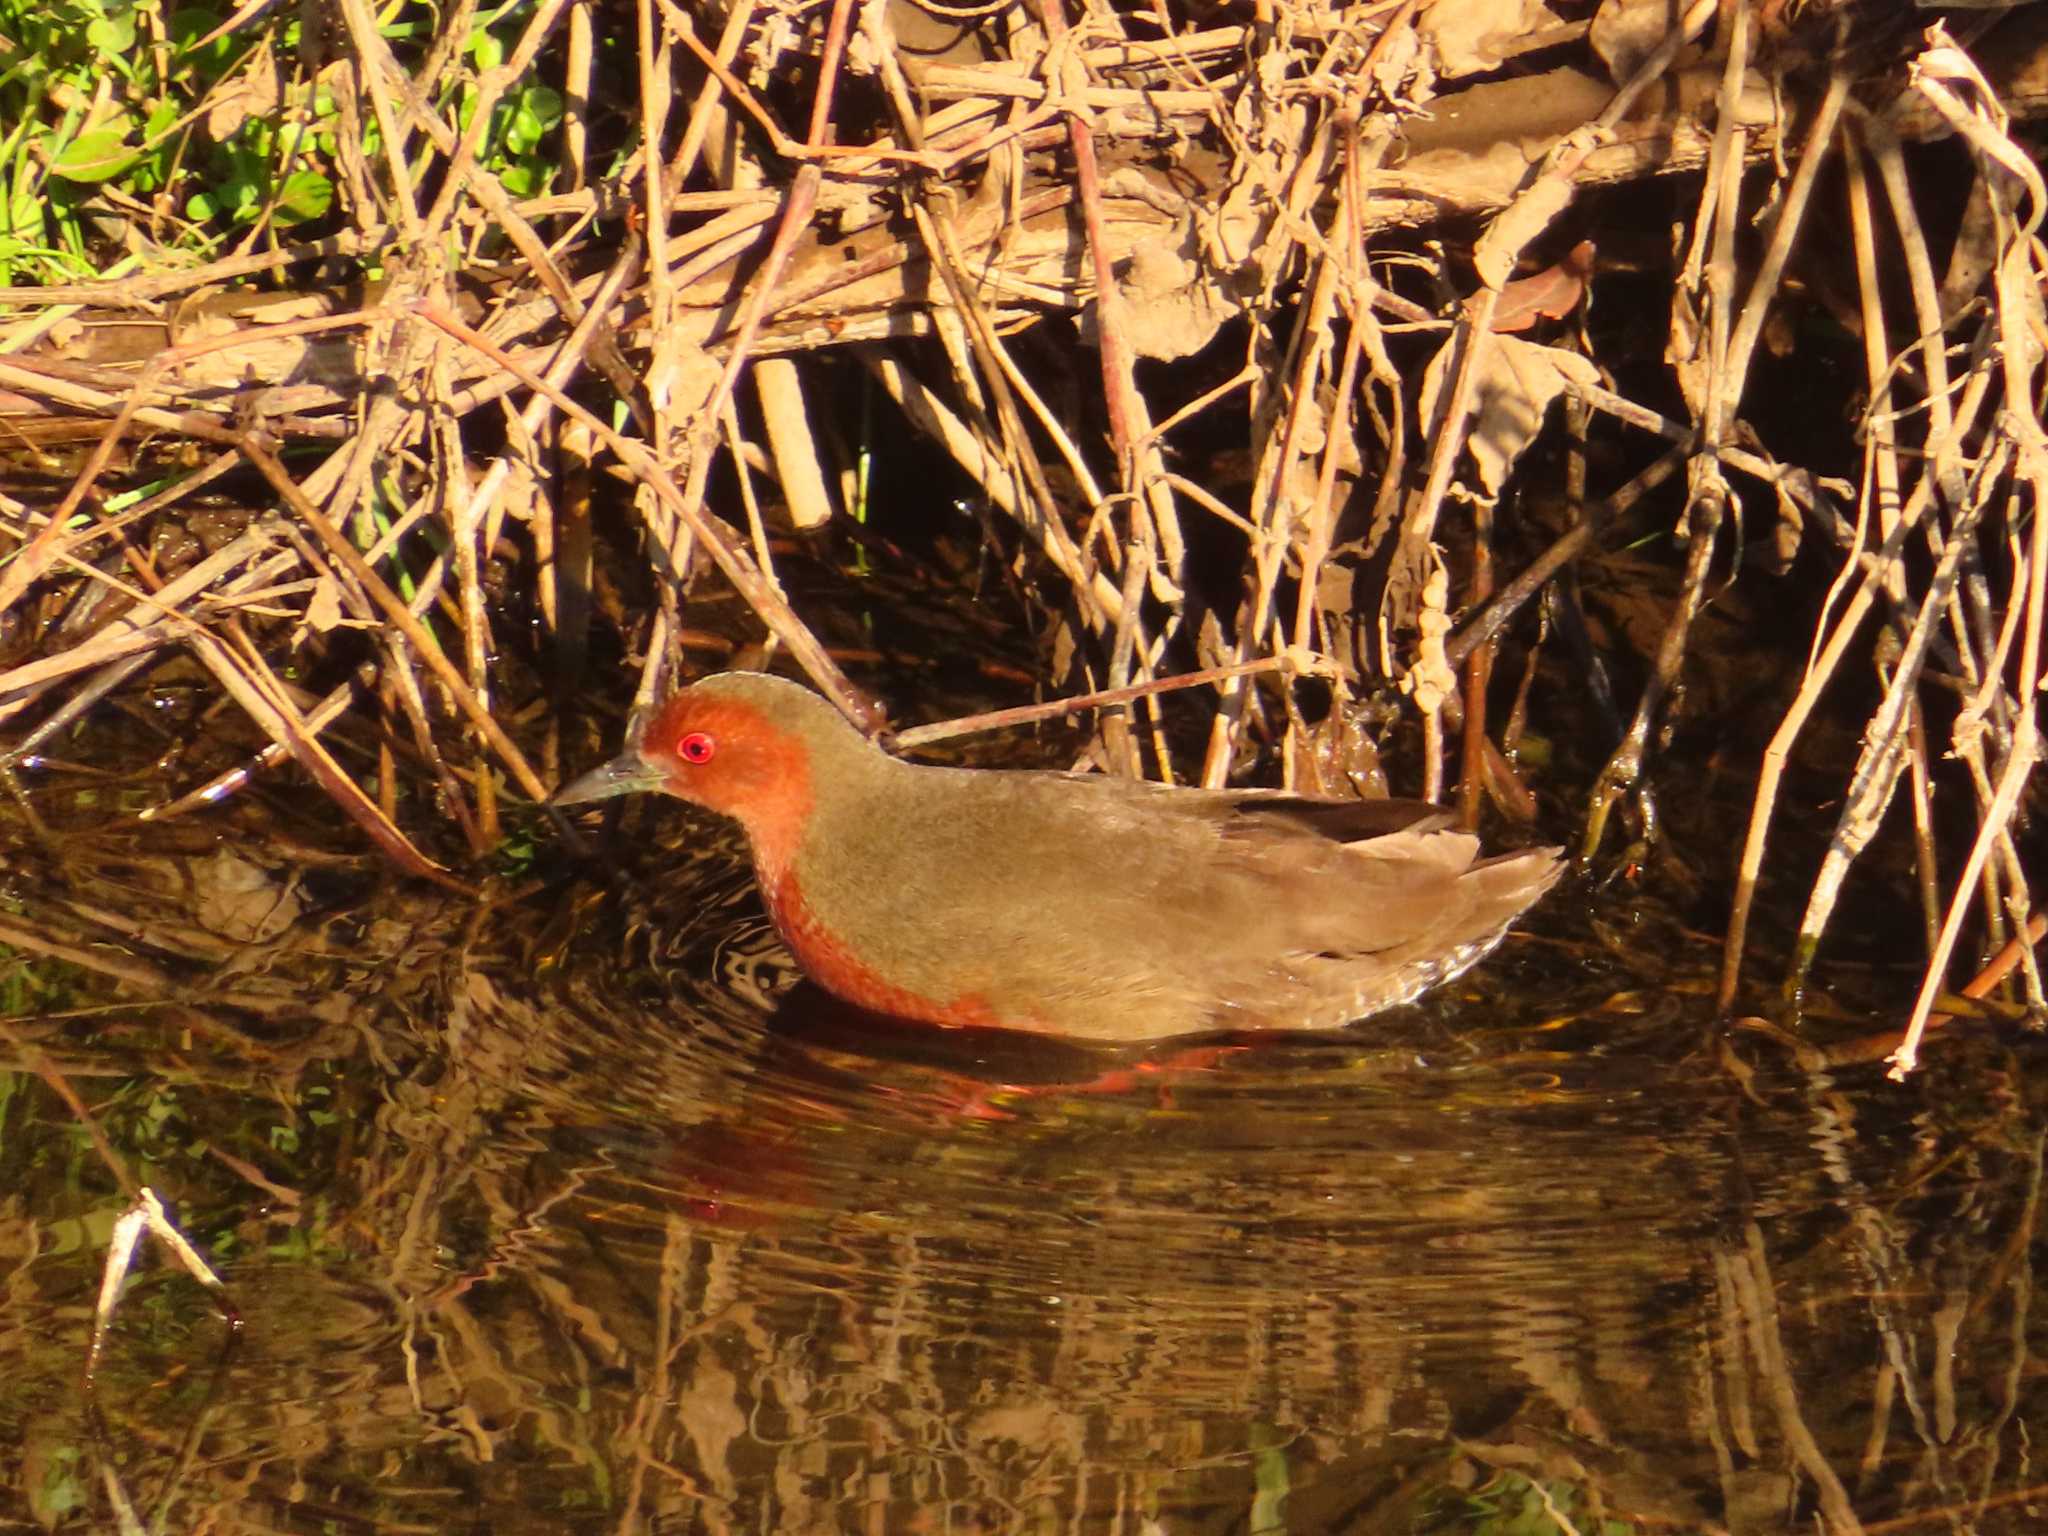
[554,672,875,864]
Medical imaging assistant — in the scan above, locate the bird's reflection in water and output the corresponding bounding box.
[658,981,1261,1229]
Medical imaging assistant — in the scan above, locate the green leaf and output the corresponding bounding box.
[0,183,42,242]
[87,11,137,54]
[168,6,233,73]
[48,127,138,182]
[273,168,332,224]
[522,85,563,126]
[30,1444,87,1525]
[168,6,224,46]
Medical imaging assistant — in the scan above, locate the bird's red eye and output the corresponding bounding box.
[677,731,716,765]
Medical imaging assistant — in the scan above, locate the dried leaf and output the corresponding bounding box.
[193,850,305,943]
[1417,334,1601,496]
[303,574,342,634]
[206,45,279,142]
[1911,27,2043,218]
[1420,0,1563,81]
[1590,0,1684,85]
[1371,20,1426,103]
[1111,238,1236,362]
[1493,241,1597,333]
[1768,478,1803,573]
[1474,173,1578,290]
[1664,281,1709,417]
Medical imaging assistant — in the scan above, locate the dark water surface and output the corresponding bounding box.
[2,761,2044,1534]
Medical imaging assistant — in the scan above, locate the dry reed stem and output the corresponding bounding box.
[1704,67,1867,1000]
[1782,125,1939,992]
[238,432,550,810]
[186,579,463,885]
[0,531,291,721]
[1455,489,1494,833]
[141,671,368,823]
[1888,27,2048,1075]
[619,0,851,710]
[907,196,1117,626]
[407,303,854,716]
[889,653,1324,752]
[406,233,646,662]
[1210,112,1357,788]
[1716,466,1954,1013]
[1582,2,1755,861]
[754,359,834,530]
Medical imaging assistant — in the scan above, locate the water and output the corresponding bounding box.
[2,743,2044,1533]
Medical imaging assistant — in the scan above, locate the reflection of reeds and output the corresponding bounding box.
[0,7,2043,1067]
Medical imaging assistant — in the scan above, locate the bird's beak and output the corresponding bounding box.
[552,748,669,807]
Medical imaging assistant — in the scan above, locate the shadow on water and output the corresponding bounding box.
[2,738,2045,1534]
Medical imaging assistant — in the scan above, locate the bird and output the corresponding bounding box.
[554,671,1564,1042]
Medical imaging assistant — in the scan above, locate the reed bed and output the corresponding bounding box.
[0,0,2044,1067]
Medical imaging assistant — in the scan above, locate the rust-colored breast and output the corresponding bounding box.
[763,871,1014,1030]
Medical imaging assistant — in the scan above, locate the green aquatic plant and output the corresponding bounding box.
[1423,1470,1635,1536]
[0,0,563,280]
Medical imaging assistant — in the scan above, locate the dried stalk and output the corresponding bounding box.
[1584,3,1764,861]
